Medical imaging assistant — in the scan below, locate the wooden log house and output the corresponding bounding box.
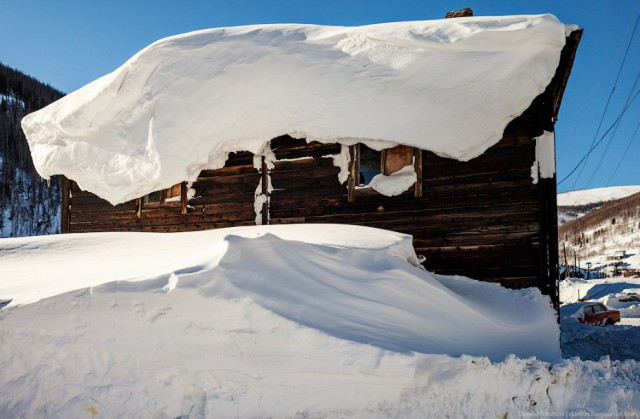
[56,25,582,311]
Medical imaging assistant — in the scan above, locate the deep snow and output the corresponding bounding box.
[558,185,640,207]
[1,225,639,417]
[560,277,640,363]
[21,15,571,204]
[0,225,559,360]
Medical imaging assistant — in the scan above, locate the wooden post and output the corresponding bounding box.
[563,242,569,279]
[261,156,269,225]
[348,145,358,203]
[414,149,423,198]
[61,176,71,233]
[136,198,142,219]
[180,182,188,215]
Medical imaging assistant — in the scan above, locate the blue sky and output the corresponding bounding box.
[2,0,639,193]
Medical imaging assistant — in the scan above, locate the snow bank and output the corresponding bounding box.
[22,15,570,204]
[0,224,416,306]
[559,277,640,362]
[1,225,639,416]
[0,224,558,361]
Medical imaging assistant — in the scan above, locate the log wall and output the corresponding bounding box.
[62,31,581,307]
[65,151,258,233]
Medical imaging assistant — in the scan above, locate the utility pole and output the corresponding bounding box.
[563,243,569,279]
[574,251,577,278]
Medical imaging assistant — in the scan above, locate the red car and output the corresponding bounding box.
[578,302,621,326]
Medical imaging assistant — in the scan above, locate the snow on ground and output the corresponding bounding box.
[560,277,640,305]
[22,15,571,204]
[560,277,640,363]
[1,225,639,416]
[558,185,640,207]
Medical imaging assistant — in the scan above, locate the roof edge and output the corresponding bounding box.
[552,28,583,120]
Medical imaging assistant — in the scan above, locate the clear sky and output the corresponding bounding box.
[1,0,639,193]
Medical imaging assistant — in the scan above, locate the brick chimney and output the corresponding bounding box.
[444,8,473,18]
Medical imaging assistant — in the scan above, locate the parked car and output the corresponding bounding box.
[617,293,640,303]
[581,302,620,326]
[561,302,621,326]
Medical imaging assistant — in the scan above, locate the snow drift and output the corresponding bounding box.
[0,224,559,361]
[21,15,571,204]
[1,225,639,416]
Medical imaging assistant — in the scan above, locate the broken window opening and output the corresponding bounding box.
[348,144,422,201]
[358,145,382,186]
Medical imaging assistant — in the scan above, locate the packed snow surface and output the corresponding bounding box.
[22,15,570,204]
[1,225,639,416]
[0,225,558,360]
[559,277,640,363]
[558,185,640,206]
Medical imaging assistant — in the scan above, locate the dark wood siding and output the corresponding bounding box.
[266,126,542,291]
[269,136,347,223]
[64,125,547,293]
[67,151,259,232]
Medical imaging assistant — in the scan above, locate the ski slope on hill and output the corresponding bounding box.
[1,225,639,416]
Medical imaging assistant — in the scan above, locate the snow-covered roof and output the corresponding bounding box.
[22,14,574,204]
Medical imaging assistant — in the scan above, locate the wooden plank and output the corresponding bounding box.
[192,183,258,196]
[69,195,114,206]
[270,217,306,224]
[270,177,343,191]
[181,182,188,215]
[188,194,255,206]
[191,172,261,186]
[273,157,337,171]
[348,145,357,203]
[198,165,258,178]
[270,136,342,158]
[414,149,423,198]
[383,145,413,175]
[61,176,70,234]
[270,165,340,180]
[261,156,269,225]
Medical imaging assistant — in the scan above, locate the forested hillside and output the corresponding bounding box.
[557,186,640,225]
[558,192,640,260]
[0,63,64,237]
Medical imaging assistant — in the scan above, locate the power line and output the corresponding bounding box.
[585,68,640,187]
[557,88,640,187]
[606,120,640,186]
[558,11,638,157]
[570,11,640,190]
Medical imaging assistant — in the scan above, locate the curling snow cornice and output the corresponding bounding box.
[22,14,573,204]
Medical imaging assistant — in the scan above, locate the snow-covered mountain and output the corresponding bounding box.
[0,63,64,237]
[557,185,640,225]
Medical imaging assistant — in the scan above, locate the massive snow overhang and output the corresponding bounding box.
[23,14,573,204]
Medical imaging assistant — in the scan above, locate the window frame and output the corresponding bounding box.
[348,144,422,202]
[136,182,188,218]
